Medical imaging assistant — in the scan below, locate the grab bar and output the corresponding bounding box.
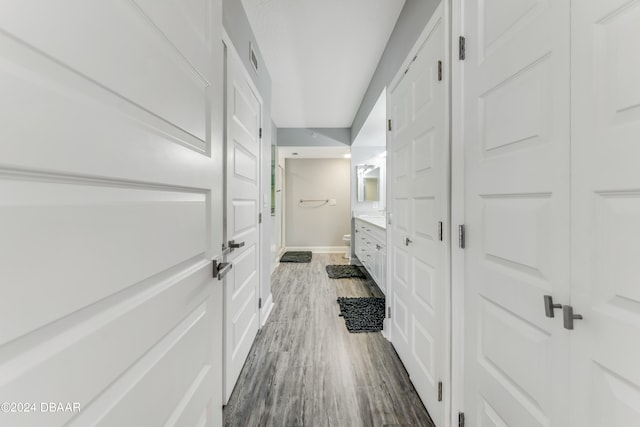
[299,199,329,203]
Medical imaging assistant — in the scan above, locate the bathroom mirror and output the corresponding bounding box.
[356,164,381,202]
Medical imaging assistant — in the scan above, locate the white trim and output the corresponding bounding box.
[442,2,453,427]
[285,246,348,254]
[450,0,465,424]
[260,293,274,327]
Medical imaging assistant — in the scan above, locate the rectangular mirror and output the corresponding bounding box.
[356,164,381,202]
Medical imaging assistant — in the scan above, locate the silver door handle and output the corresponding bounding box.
[228,240,245,251]
[215,262,232,280]
[563,305,583,330]
[543,295,563,318]
[404,237,413,246]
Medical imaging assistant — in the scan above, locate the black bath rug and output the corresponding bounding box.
[326,264,366,279]
[336,297,385,333]
[280,251,312,263]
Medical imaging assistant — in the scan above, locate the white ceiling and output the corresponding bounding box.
[241,0,405,128]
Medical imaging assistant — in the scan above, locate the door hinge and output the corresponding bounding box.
[388,119,392,131]
[437,60,443,81]
[259,297,262,309]
[387,306,391,319]
[458,412,465,427]
[458,224,465,249]
[259,213,262,223]
[438,221,443,241]
[459,36,466,60]
[259,128,262,138]
[437,381,443,401]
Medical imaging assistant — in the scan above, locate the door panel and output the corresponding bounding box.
[571,0,640,425]
[0,0,211,144]
[224,43,261,402]
[387,5,446,425]
[0,1,223,426]
[462,0,571,426]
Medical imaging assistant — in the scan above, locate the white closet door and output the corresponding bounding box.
[387,5,447,425]
[461,0,571,426]
[571,0,640,425]
[224,42,262,403]
[0,1,224,426]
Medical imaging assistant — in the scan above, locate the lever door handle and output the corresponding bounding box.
[215,262,232,280]
[563,305,583,330]
[404,237,413,246]
[228,240,245,251]
[543,295,563,318]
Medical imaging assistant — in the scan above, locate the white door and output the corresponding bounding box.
[224,42,261,402]
[387,5,447,425]
[571,0,640,424]
[0,1,224,426]
[461,0,571,425]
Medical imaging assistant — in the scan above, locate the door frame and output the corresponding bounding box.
[221,28,264,388]
[449,0,465,422]
[385,1,453,425]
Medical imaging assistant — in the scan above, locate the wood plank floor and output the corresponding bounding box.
[224,253,435,427]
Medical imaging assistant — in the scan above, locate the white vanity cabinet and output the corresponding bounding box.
[354,218,386,293]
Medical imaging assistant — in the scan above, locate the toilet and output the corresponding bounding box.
[342,234,351,260]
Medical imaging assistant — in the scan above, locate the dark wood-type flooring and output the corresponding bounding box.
[224,253,434,427]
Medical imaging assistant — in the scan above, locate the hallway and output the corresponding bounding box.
[224,254,433,426]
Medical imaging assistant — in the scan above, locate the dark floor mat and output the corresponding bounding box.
[336,297,385,333]
[280,251,312,263]
[326,264,366,279]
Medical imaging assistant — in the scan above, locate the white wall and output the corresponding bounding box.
[270,121,284,270]
[285,158,351,250]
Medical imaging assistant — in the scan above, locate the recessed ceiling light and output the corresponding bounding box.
[344,153,352,159]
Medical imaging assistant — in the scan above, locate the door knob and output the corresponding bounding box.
[404,237,413,246]
[543,295,563,318]
[228,240,245,251]
[563,305,583,330]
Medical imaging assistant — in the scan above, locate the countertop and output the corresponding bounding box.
[354,215,386,230]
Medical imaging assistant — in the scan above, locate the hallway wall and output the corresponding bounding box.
[351,0,440,141]
[271,121,284,271]
[278,128,351,147]
[285,158,351,250]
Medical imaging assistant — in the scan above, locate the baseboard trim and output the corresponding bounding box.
[260,293,274,327]
[271,247,286,273]
[285,246,348,253]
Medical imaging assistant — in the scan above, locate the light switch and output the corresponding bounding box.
[329,199,336,206]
